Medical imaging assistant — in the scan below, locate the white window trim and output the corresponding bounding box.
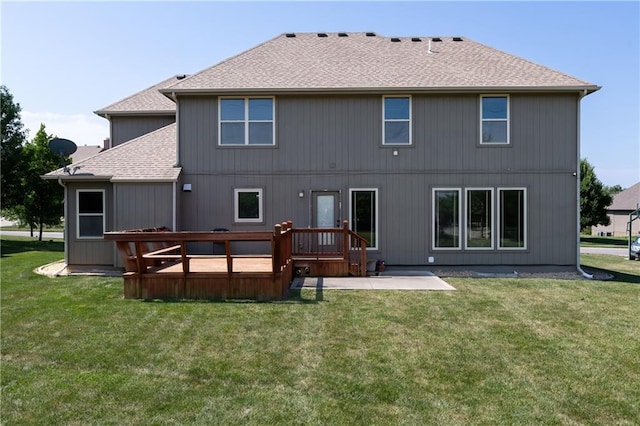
[497,187,527,250]
[464,188,495,250]
[234,188,263,223]
[480,94,510,145]
[76,189,105,240]
[382,95,412,146]
[432,188,461,250]
[218,97,276,146]
[349,188,379,250]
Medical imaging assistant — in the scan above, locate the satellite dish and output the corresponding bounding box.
[48,138,77,157]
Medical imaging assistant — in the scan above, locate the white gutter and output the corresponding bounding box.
[576,89,593,279]
[56,177,69,265]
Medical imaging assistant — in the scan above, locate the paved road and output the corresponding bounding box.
[0,230,64,239]
[580,247,629,256]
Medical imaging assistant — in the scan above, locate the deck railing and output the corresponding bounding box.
[291,220,368,277]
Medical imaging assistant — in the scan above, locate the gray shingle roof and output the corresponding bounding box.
[45,124,180,182]
[163,32,599,94]
[95,75,186,116]
[609,182,640,211]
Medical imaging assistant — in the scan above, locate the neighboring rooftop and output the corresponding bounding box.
[163,32,600,94]
[44,124,180,182]
[71,145,104,163]
[608,182,640,211]
[95,75,186,116]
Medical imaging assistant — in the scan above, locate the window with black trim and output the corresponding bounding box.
[77,190,105,239]
[383,96,411,145]
[219,97,274,145]
[234,188,263,223]
[480,95,509,144]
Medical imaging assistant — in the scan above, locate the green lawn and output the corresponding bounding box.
[2,236,639,425]
[580,235,629,247]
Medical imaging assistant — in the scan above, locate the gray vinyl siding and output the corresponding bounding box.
[177,93,579,266]
[66,181,114,266]
[110,115,175,146]
[113,183,174,231]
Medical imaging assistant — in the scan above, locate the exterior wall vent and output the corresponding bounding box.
[338,33,348,37]
[432,37,442,42]
[317,33,328,38]
[285,33,296,38]
[453,37,463,42]
[366,32,376,37]
[411,37,422,42]
[391,38,401,42]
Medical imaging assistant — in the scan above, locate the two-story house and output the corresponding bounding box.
[45,32,599,270]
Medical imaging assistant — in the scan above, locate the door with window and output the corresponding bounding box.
[312,191,340,251]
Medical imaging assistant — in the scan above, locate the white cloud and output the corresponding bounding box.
[21,111,109,147]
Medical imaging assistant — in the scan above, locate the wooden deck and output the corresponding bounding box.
[105,221,368,301]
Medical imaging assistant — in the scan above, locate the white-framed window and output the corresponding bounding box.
[349,188,378,250]
[480,95,509,145]
[234,188,263,223]
[383,95,411,145]
[432,188,461,250]
[497,188,526,249]
[465,188,494,250]
[77,189,105,239]
[219,97,275,146]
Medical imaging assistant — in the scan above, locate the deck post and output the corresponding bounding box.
[342,220,349,261]
[273,223,282,273]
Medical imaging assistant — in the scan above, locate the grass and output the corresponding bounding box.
[580,235,629,247]
[2,236,639,425]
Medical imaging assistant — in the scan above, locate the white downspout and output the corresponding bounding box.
[57,177,69,265]
[576,89,593,279]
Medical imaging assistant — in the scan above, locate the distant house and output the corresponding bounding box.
[45,32,599,269]
[592,182,640,237]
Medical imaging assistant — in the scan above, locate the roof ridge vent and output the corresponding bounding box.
[452,37,463,42]
[338,32,348,37]
[317,33,328,38]
[431,37,442,42]
[285,33,296,38]
[366,32,376,37]
[411,37,422,42]
[390,37,401,42]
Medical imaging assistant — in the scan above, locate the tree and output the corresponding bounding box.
[580,158,613,231]
[606,184,624,196]
[19,124,64,240]
[1,85,27,210]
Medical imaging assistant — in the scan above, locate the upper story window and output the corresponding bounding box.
[383,96,411,145]
[480,95,509,145]
[77,190,105,239]
[219,97,275,146]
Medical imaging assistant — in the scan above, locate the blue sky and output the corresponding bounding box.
[2,1,638,187]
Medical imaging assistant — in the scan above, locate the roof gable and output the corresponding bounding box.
[163,32,599,94]
[609,182,640,211]
[95,75,186,116]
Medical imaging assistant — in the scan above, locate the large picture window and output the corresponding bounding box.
[480,95,509,144]
[350,189,378,249]
[77,190,105,239]
[466,189,493,249]
[219,97,274,145]
[234,188,263,223]
[498,188,526,249]
[383,96,411,145]
[433,189,460,249]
